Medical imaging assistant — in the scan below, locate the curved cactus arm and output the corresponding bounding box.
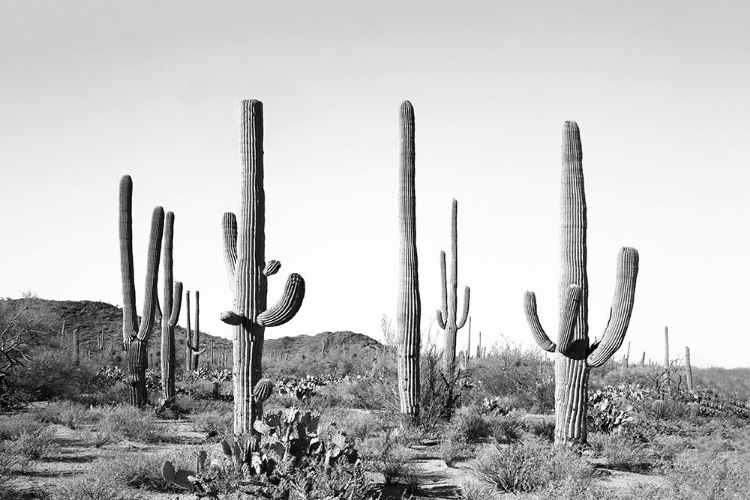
[169,282,183,327]
[136,207,164,341]
[119,175,138,343]
[456,286,470,329]
[263,260,281,276]
[219,310,246,325]
[523,291,556,353]
[436,309,446,330]
[257,273,306,327]
[187,344,206,356]
[557,284,583,355]
[222,212,238,292]
[587,247,639,368]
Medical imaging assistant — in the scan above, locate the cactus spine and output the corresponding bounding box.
[221,100,306,434]
[397,101,421,416]
[119,175,164,407]
[523,122,639,445]
[160,212,183,404]
[436,199,470,375]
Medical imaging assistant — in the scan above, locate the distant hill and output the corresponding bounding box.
[0,298,388,376]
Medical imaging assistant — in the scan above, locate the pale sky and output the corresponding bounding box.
[1,1,749,368]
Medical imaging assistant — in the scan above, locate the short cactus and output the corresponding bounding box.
[523,122,639,445]
[253,378,274,402]
[652,399,667,419]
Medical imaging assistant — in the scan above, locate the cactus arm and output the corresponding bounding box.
[263,260,281,276]
[119,175,139,343]
[169,281,183,327]
[557,284,583,355]
[587,247,639,368]
[220,310,246,325]
[436,309,446,330]
[523,291,556,353]
[438,250,448,326]
[456,286,470,329]
[222,212,238,292]
[136,206,164,341]
[256,273,305,327]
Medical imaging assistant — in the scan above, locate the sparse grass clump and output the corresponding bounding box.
[189,410,233,437]
[471,436,593,493]
[51,471,148,500]
[667,449,750,499]
[588,432,655,471]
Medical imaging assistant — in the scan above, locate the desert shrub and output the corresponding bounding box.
[471,436,593,493]
[461,477,502,500]
[361,429,410,485]
[189,410,233,437]
[174,393,232,415]
[0,412,45,439]
[651,434,693,462]
[0,441,26,490]
[445,405,494,444]
[98,405,162,443]
[319,409,384,443]
[668,449,750,499]
[491,416,523,444]
[520,416,555,442]
[438,437,472,467]
[75,428,116,448]
[103,447,199,492]
[340,377,399,412]
[11,426,57,460]
[588,432,655,471]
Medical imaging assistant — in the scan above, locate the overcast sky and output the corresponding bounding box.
[1,1,748,368]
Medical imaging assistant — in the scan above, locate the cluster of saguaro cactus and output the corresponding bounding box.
[396,101,421,417]
[523,122,639,446]
[220,100,306,434]
[159,212,183,405]
[437,199,470,375]
[119,175,164,406]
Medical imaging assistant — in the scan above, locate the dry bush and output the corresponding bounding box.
[0,412,45,440]
[588,432,655,471]
[11,426,57,460]
[471,436,593,493]
[51,471,148,500]
[189,410,233,437]
[97,405,162,443]
[360,429,411,485]
[31,400,100,429]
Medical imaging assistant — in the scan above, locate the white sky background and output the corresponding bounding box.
[1,1,748,368]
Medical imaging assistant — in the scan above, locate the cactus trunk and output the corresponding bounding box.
[185,292,192,371]
[192,291,201,368]
[222,100,305,435]
[72,329,80,366]
[685,346,693,392]
[397,101,421,416]
[160,212,182,405]
[524,122,639,445]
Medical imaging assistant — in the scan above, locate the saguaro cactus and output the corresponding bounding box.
[523,122,639,446]
[221,100,306,434]
[663,326,671,390]
[160,212,183,405]
[119,175,164,407]
[72,329,80,366]
[685,346,693,392]
[192,291,201,368]
[437,199,470,375]
[397,101,421,416]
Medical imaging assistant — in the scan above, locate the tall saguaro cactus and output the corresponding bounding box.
[185,291,193,371]
[160,212,183,405]
[437,199,470,375]
[119,175,164,407]
[221,100,306,434]
[397,101,421,416]
[523,122,639,446]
